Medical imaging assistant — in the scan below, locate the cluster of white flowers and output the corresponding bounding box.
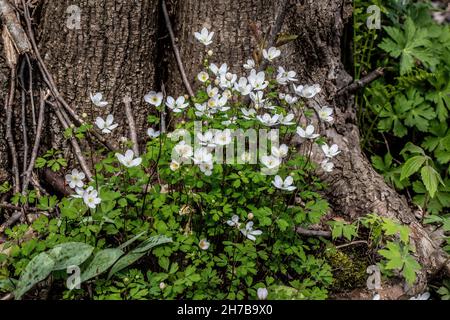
[65,169,101,209]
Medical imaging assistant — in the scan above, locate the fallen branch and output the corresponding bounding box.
[295,226,331,238]
[22,90,50,193]
[43,169,72,197]
[123,95,140,156]
[337,68,385,95]
[0,203,38,212]
[5,68,20,194]
[0,0,32,54]
[335,240,368,250]
[50,102,94,180]
[162,0,194,98]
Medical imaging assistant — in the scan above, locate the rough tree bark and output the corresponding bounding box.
[0,0,448,298]
[37,0,160,146]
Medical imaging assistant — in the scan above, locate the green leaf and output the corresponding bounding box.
[108,235,172,279]
[379,242,421,285]
[132,235,172,254]
[14,253,55,300]
[107,252,145,279]
[47,242,94,270]
[80,249,123,282]
[421,165,440,198]
[400,156,426,181]
[0,278,17,292]
[117,231,147,251]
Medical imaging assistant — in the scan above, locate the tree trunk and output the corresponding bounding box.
[0,0,447,298]
[37,0,160,145]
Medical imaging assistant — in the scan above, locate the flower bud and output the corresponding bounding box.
[159,282,166,290]
[247,212,254,220]
[257,288,268,300]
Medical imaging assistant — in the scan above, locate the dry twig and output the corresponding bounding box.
[123,95,140,156]
[162,0,194,97]
[22,90,50,193]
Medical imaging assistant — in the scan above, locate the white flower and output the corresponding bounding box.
[257,113,280,126]
[116,150,142,168]
[318,106,334,123]
[243,59,255,70]
[321,160,334,172]
[241,108,256,119]
[409,292,430,300]
[276,66,297,85]
[262,47,281,62]
[250,91,266,109]
[222,116,237,126]
[198,161,214,176]
[214,129,232,146]
[170,160,181,171]
[95,114,118,134]
[219,72,237,89]
[297,125,320,139]
[197,131,215,147]
[159,282,166,290]
[284,94,298,105]
[234,77,252,96]
[261,155,281,169]
[321,143,341,158]
[372,294,381,300]
[193,147,213,164]
[199,239,210,250]
[194,103,212,118]
[209,63,228,77]
[279,113,295,126]
[147,128,160,138]
[174,141,193,161]
[90,92,108,107]
[71,187,86,199]
[271,144,288,158]
[207,94,228,110]
[144,91,163,107]
[166,96,189,113]
[240,221,262,241]
[194,27,214,46]
[83,188,101,209]
[257,288,268,300]
[65,169,85,189]
[247,69,268,91]
[240,152,253,163]
[227,215,240,228]
[207,85,219,98]
[197,71,210,83]
[272,175,296,191]
[294,84,321,98]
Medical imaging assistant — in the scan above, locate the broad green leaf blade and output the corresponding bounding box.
[47,242,94,270]
[118,231,147,251]
[400,156,426,181]
[402,254,421,285]
[107,252,145,279]
[0,278,17,292]
[133,235,172,254]
[80,248,123,282]
[421,165,439,198]
[14,253,55,300]
[108,235,172,279]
